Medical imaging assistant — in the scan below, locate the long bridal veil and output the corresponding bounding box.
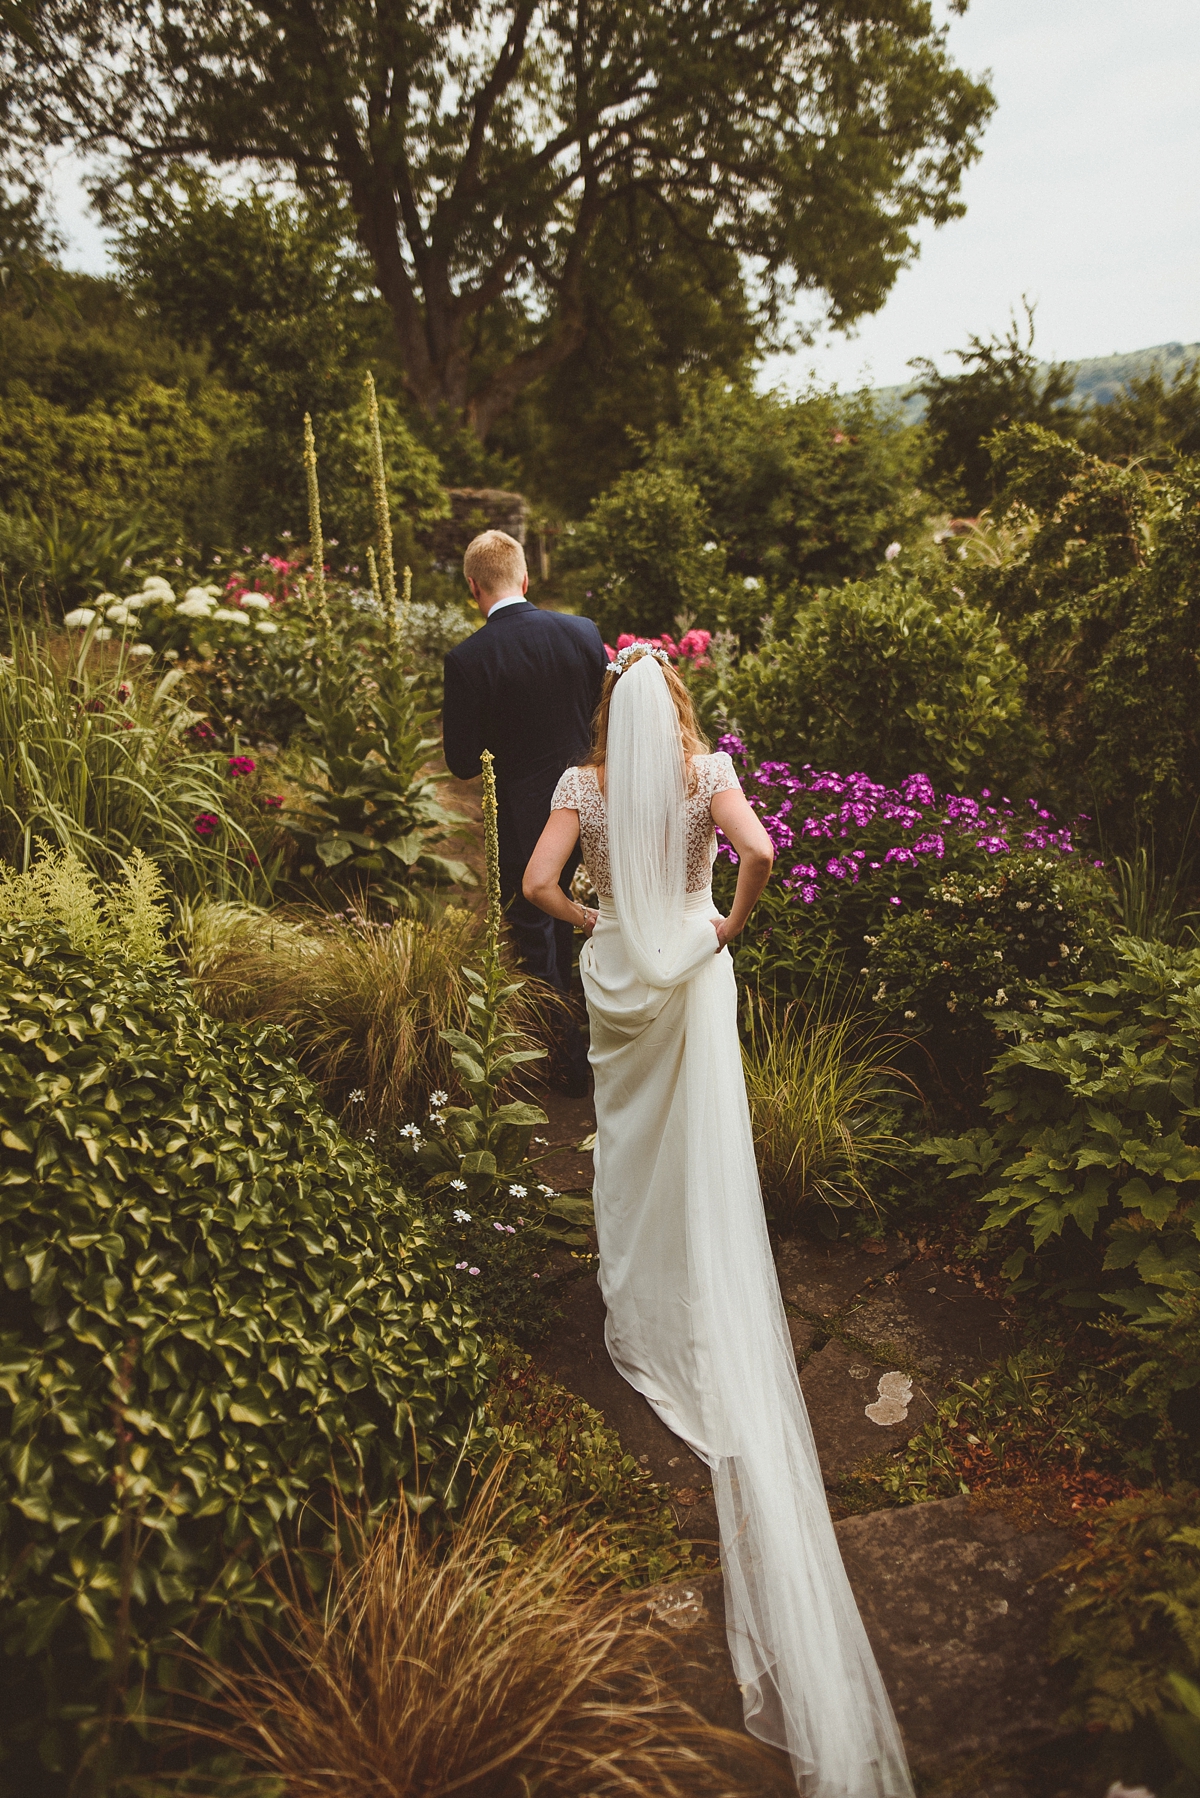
[601,655,913,1798]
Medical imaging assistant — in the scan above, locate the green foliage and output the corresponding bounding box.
[1051,1487,1200,1732]
[1079,358,1200,468]
[865,854,1109,1076]
[741,991,908,1233]
[925,940,1200,1316]
[910,304,1081,512]
[0,616,264,902]
[0,374,245,555]
[0,917,490,1783]
[974,425,1200,854]
[487,1345,702,1588]
[875,1346,1121,1506]
[282,621,470,910]
[0,843,167,961]
[565,464,737,644]
[730,563,1038,789]
[186,901,556,1137]
[494,196,756,515]
[643,377,927,606]
[396,958,549,1208]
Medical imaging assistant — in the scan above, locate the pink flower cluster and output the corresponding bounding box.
[604,629,713,667]
[715,735,1080,908]
[227,755,256,777]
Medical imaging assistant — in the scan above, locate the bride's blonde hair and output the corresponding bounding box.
[585,647,709,780]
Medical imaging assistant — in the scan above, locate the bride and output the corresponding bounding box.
[522,644,913,1797]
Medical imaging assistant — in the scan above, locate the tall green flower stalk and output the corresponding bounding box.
[303,412,331,636]
[481,749,503,966]
[284,415,469,910]
[364,371,400,651]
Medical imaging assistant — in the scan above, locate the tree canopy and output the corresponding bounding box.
[910,303,1079,513]
[4,0,994,438]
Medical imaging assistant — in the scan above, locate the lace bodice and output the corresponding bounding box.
[551,752,741,897]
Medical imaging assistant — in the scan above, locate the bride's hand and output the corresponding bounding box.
[712,917,731,951]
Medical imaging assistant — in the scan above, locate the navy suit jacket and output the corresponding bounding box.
[442,602,609,876]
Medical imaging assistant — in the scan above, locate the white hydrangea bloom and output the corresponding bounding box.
[62,608,96,628]
[129,643,155,657]
[142,577,175,598]
[176,596,215,618]
[255,620,281,635]
[212,606,249,624]
[104,604,132,625]
[238,592,271,610]
[93,627,113,641]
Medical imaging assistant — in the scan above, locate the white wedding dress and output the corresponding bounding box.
[550,657,913,1798]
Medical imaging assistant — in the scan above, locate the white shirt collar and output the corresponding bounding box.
[486,593,529,617]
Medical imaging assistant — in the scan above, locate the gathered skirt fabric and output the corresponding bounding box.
[581,890,913,1798]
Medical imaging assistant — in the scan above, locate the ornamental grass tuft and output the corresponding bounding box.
[741,989,911,1233]
[186,900,564,1132]
[170,1457,776,1798]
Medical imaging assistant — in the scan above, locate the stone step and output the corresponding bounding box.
[641,1497,1075,1790]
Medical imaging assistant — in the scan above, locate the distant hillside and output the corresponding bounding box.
[874,341,1200,426]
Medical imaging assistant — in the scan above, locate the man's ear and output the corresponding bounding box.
[521,572,529,595]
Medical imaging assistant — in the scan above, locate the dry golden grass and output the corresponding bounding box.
[742,990,912,1232]
[174,1468,780,1797]
[185,902,566,1129]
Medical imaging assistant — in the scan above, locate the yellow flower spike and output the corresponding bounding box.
[363,371,399,649]
[302,412,331,636]
[480,749,502,965]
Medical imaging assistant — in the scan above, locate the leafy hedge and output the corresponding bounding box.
[926,940,1200,1317]
[0,919,489,1781]
[729,564,1038,790]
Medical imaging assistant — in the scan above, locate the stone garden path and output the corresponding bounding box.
[532,1088,1095,1798]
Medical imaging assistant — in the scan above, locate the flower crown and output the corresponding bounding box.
[605,640,671,677]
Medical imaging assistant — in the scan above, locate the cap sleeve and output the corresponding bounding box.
[551,766,581,811]
[710,751,742,796]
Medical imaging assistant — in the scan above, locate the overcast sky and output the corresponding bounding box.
[765,0,1200,392]
[46,0,1200,393]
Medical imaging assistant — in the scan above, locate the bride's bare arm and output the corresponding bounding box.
[522,808,597,934]
[710,788,774,948]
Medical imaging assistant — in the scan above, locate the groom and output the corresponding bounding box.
[442,530,608,1089]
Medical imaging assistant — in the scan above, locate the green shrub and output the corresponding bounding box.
[926,939,1200,1317]
[564,465,739,643]
[0,378,245,550]
[1051,1486,1200,1732]
[730,564,1039,790]
[0,916,489,1783]
[865,852,1109,1081]
[641,376,926,599]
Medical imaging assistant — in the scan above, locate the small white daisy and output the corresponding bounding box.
[537,1184,556,1198]
[450,1179,468,1192]
[509,1183,527,1198]
[348,1088,366,1103]
[399,1123,422,1140]
[452,1208,472,1223]
[430,1090,449,1107]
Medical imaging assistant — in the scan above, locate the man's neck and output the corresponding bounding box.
[482,592,529,617]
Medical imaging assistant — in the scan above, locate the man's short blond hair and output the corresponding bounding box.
[463,529,526,595]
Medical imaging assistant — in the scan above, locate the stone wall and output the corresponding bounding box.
[429,487,529,568]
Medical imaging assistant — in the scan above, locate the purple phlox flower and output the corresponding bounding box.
[910,833,946,858]
[975,835,1011,855]
[883,846,915,865]
[888,896,902,907]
